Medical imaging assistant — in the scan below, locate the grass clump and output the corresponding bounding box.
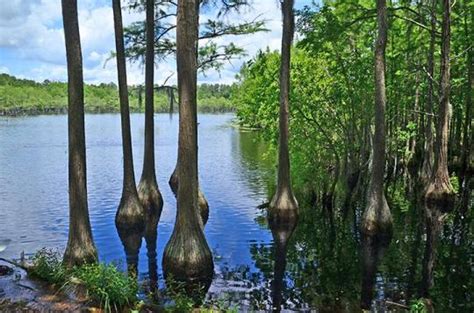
[29,248,67,284]
[29,249,137,312]
[70,263,138,312]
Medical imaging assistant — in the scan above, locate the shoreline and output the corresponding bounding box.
[0,107,236,117]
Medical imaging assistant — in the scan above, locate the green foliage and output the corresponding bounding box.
[70,263,138,312]
[409,298,427,313]
[0,74,235,114]
[29,248,67,285]
[29,249,137,312]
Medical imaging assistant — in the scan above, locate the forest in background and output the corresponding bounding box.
[0,73,234,115]
[233,0,473,209]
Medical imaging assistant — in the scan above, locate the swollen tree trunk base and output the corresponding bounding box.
[424,177,455,213]
[268,187,299,224]
[138,178,164,235]
[115,194,146,232]
[169,169,209,225]
[63,240,97,268]
[162,227,214,297]
[361,189,393,237]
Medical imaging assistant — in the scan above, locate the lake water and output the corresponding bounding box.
[0,114,472,312]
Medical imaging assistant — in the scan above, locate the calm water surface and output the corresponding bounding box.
[0,113,472,312]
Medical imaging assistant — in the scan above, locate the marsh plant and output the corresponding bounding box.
[29,249,138,312]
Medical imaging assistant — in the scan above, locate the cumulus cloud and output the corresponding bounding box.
[0,0,315,84]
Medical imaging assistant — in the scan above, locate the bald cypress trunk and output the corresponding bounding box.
[420,0,436,184]
[112,0,145,233]
[459,0,473,215]
[62,0,98,267]
[138,0,163,253]
[424,0,455,211]
[162,0,213,291]
[169,166,209,225]
[361,0,392,236]
[269,0,298,223]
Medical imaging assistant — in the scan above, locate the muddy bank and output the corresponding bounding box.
[0,260,88,312]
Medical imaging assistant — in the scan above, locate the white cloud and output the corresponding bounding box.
[0,0,315,84]
[0,66,9,74]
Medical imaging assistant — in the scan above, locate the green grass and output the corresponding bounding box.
[29,249,137,312]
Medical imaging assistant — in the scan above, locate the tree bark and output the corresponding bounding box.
[112,0,145,231]
[361,0,392,237]
[169,165,209,225]
[162,0,213,291]
[420,0,436,184]
[138,0,163,252]
[269,0,298,223]
[459,0,473,215]
[424,0,455,211]
[62,0,98,267]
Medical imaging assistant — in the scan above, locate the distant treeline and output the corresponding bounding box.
[0,73,235,115]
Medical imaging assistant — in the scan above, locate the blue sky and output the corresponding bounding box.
[0,0,317,85]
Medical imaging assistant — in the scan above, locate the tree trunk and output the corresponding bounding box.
[169,164,209,225]
[420,0,437,184]
[459,0,473,216]
[269,0,298,223]
[112,0,145,232]
[162,0,213,292]
[138,0,163,253]
[361,0,392,237]
[61,0,98,267]
[424,0,455,212]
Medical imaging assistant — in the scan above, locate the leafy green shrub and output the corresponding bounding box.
[410,298,427,313]
[70,263,138,312]
[29,248,67,284]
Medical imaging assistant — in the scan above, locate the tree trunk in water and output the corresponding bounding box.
[62,0,98,267]
[112,0,145,232]
[269,0,298,223]
[361,0,392,237]
[420,0,436,184]
[169,164,209,225]
[162,0,213,292]
[138,0,163,254]
[424,0,455,212]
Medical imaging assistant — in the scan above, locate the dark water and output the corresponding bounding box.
[0,114,472,312]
